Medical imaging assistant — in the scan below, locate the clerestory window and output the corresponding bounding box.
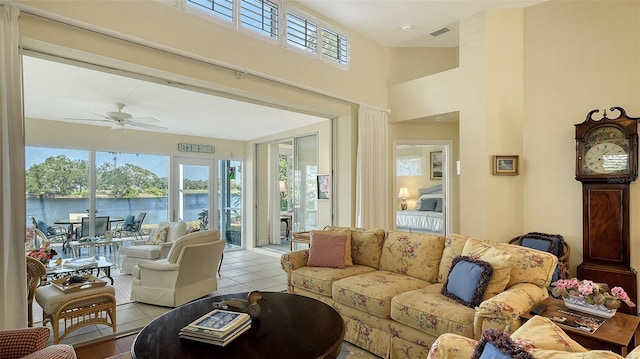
[182,0,349,68]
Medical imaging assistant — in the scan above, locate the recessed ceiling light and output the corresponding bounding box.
[401,24,412,32]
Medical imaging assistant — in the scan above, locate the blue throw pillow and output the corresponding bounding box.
[472,329,533,359]
[418,198,438,211]
[122,215,136,231]
[434,198,443,212]
[441,256,493,308]
[36,220,51,235]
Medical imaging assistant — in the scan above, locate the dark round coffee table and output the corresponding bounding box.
[131,292,345,359]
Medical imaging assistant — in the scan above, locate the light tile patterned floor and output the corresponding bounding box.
[38,249,287,346]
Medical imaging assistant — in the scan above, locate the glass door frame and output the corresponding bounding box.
[171,157,217,229]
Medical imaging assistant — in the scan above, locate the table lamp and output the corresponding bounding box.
[398,187,409,210]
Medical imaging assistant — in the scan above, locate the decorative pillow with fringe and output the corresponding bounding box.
[441,255,493,308]
[472,329,533,359]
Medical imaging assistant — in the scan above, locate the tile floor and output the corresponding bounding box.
[39,248,288,346]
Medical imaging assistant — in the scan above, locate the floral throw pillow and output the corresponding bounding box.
[146,226,169,245]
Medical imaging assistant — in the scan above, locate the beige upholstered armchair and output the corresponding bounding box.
[130,229,225,307]
[0,327,77,358]
[120,222,188,274]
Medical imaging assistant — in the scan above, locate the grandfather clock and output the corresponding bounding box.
[575,106,638,315]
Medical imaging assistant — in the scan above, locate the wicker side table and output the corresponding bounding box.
[291,231,310,251]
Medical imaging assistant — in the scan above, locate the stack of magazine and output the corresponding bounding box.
[179,309,251,346]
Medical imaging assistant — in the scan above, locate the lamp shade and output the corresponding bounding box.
[398,187,410,199]
[279,181,286,192]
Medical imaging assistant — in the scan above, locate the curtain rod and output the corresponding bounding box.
[3,1,391,114]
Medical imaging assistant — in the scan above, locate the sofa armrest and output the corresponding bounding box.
[473,283,548,339]
[427,333,478,359]
[138,259,180,271]
[280,249,309,292]
[128,239,148,246]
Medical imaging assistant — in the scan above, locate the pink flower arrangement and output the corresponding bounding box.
[552,278,635,309]
[27,247,57,264]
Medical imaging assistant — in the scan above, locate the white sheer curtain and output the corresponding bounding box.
[0,5,26,329]
[355,105,389,229]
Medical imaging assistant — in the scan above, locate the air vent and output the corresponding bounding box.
[430,27,450,37]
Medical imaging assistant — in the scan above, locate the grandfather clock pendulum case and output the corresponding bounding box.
[574,106,638,315]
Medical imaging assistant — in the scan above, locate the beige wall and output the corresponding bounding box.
[522,1,640,277]
[388,47,458,85]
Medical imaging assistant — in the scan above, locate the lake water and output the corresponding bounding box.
[27,194,209,226]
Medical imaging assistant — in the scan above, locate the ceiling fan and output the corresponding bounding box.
[65,103,168,131]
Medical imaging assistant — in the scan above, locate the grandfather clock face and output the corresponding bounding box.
[581,127,630,176]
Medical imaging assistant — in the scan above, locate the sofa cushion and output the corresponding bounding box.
[437,233,469,283]
[291,265,376,297]
[462,238,516,300]
[308,231,348,268]
[442,256,493,308]
[510,315,587,353]
[471,329,533,359]
[379,231,445,282]
[333,270,428,318]
[351,228,386,268]
[391,283,475,338]
[313,229,353,266]
[528,350,623,359]
[120,244,162,259]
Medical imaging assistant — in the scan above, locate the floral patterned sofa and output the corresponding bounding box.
[428,315,640,359]
[280,228,559,359]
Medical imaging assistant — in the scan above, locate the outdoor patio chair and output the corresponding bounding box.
[75,216,111,240]
[114,212,146,240]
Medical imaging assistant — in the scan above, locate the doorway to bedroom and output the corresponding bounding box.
[394,141,452,235]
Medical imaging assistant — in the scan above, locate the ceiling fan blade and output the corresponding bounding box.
[129,116,160,124]
[64,117,112,123]
[89,111,111,120]
[129,122,168,131]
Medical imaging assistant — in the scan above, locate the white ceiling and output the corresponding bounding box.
[23,1,546,140]
[296,0,546,47]
[22,56,328,141]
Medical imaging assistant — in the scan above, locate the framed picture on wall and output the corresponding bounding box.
[317,175,330,199]
[430,151,443,180]
[493,155,519,175]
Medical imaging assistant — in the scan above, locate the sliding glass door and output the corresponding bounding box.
[174,158,243,249]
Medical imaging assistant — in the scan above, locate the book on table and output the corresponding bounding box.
[548,309,605,334]
[62,257,98,269]
[179,309,251,346]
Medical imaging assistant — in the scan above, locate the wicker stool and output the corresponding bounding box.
[35,284,117,343]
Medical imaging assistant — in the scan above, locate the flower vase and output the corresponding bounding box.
[562,295,617,318]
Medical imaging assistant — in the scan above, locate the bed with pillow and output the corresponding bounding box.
[396,185,443,233]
